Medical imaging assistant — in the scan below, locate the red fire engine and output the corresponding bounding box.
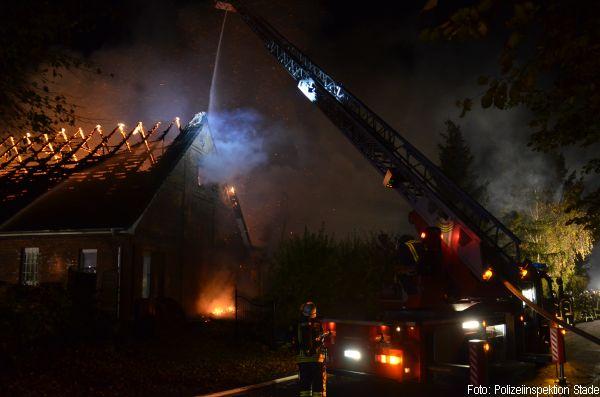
[215,0,599,382]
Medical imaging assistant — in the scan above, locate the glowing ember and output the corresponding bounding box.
[211,305,235,317]
[212,307,224,316]
[195,279,235,319]
[132,122,143,135]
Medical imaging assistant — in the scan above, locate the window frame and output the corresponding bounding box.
[21,247,40,286]
[79,248,98,273]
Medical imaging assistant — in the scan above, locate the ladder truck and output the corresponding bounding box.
[215,0,599,382]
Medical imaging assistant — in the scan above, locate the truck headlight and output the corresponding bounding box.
[462,320,480,330]
[343,349,361,360]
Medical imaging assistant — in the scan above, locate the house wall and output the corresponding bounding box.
[0,234,132,315]
[0,121,250,321]
[132,125,248,318]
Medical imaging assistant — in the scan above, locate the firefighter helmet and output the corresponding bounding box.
[300,301,317,318]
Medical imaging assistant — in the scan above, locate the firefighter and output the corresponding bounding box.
[391,236,421,299]
[297,301,327,397]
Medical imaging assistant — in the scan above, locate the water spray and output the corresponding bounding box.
[209,9,228,115]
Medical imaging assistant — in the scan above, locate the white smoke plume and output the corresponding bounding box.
[201,109,268,183]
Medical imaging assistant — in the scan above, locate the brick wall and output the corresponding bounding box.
[0,122,250,320]
[0,234,132,316]
[0,236,115,284]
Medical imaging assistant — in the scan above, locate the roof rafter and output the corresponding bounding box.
[0,117,184,219]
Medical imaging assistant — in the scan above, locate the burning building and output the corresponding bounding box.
[0,112,254,321]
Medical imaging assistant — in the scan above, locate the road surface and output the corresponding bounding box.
[524,320,600,394]
[231,320,600,397]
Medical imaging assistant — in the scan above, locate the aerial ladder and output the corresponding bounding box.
[225,184,252,249]
[215,0,600,377]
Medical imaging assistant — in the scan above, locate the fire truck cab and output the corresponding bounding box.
[212,0,596,383]
[320,219,529,382]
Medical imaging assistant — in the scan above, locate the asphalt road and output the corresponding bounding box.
[229,373,458,397]
[524,320,600,393]
[232,320,600,397]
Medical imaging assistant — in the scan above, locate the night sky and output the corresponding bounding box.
[39,0,599,286]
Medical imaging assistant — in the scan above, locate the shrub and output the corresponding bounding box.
[267,228,397,327]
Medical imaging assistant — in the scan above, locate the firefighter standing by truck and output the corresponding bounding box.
[297,301,328,397]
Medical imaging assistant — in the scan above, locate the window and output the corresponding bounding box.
[21,247,39,286]
[141,253,151,299]
[79,249,97,273]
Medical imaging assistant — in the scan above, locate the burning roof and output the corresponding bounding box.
[0,112,212,231]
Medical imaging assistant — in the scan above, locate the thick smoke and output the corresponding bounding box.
[201,109,268,183]
[458,107,560,215]
[41,0,596,272]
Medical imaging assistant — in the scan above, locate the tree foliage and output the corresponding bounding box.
[0,1,122,134]
[508,178,594,293]
[421,0,600,233]
[438,120,488,203]
[267,228,397,325]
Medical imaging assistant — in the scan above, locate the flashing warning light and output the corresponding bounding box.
[482,268,493,281]
[389,356,401,365]
[383,169,397,188]
[561,329,566,335]
[483,342,490,352]
[519,267,528,279]
[376,354,402,365]
[420,232,426,239]
[519,314,524,322]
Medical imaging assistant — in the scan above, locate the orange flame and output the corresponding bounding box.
[211,305,235,317]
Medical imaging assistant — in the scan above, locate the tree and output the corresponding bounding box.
[0,1,123,134]
[438,120,488,203]
[267,228,396,325]
[509,180,594,293]
[421,0,600,234]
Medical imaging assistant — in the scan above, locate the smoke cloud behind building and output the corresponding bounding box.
[45,0,597,289]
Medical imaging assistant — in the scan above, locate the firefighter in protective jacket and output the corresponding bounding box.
[297,301,327,397]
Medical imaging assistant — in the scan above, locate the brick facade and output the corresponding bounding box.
[0,126,248,321]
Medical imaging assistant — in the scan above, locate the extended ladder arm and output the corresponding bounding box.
[222,0,520,282]
[216,0,600,347]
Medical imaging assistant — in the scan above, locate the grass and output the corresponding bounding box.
[0,320,296,397]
